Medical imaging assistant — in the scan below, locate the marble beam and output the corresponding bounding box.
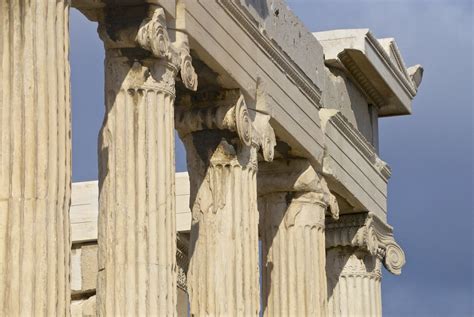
[326,213,406,316]
[96,6,197,316]
[0,1,72,315]
[258,159,339,317]
[175,91,275,316]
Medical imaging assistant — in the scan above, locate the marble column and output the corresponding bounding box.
[176,91,275,316]
[0,1,71,315]
[96,7,197,316]
[326,213,406,317]
[258,159,339,317]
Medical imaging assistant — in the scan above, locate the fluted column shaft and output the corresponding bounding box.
[184,134,260,316]
[326,248,382,317]
[176,92,275,316]
[97,54,177,316]
[257,159,338,317]
[325,212,406,317]
[0,1,71,316]
[260,192,328,317]
[96,6,197,315]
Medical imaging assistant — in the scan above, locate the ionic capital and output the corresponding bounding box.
[175,93,276,162]
[258,159,339,219]
[326,212,406,275]
[98,6,197,91]
[136,7,197,91]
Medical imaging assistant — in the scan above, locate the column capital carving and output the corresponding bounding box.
[326,212,406,275]
[328,249,383,279]
[136,7,198,91]
[258,159,339,219]
[175,93,276,163]
[98,6,197,91]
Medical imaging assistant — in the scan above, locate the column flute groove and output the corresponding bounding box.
[0,1,71,316]
[96,6,197,316]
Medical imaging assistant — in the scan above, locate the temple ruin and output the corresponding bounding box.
[0,0,423,316]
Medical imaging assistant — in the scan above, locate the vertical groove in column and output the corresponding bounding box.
[326,247,382,317]
[260,193,327,317]
[97,58,177,316]
[0,1,71,316]
[185,140,260,316]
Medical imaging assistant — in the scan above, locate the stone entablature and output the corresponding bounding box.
[320,109,392,221]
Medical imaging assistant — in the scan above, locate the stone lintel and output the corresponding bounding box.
[320,109,390,221]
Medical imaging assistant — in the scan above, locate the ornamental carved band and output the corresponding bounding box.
[136,8,198,91]
[176,93,276,163]
[326,212,406,275]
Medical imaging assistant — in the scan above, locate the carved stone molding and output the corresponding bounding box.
[327,247,382,279]
[98,7,198,92]
[326,247,383,316]
[136,7,198,91]
[176,93,276,163]
[322,110,392,181]
[326,212,406,275]
[364,32,417,96]
[338,51,386,108]
[258,159,339,219]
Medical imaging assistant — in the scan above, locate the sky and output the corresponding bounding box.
[70,1,473,316]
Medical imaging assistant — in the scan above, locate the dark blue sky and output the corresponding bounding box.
[70,1,473,316]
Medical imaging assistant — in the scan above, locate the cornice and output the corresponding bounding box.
[338,51,387,109]
[326,212,405,275]
[365,32,417,96]
[315,29,421,116]
[325,111,392,182]
[217,0,322,107]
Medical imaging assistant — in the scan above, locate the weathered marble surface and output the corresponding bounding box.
[96,6,197,316]
[258,159,338,317]
[0,1,72,315]
[175,91,275,316]
[326,212,406,316]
